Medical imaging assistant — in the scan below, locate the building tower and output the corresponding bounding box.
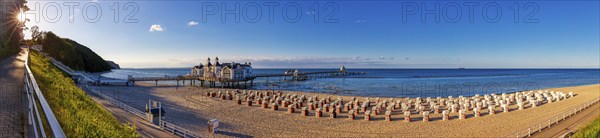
[207,57,212,66]
[215,57,220,66]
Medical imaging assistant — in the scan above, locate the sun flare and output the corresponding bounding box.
[16,11,25,22]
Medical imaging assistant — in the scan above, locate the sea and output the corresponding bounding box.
[101,68,600,98]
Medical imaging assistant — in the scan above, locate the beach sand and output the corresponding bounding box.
[86,83,600,137]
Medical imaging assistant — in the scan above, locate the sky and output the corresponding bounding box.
[19,0,600,68]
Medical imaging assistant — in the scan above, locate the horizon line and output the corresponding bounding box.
[118,67,600,70]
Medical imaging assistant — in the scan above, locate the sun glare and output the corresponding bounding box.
[16,11,25,22]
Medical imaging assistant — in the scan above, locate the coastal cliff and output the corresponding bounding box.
[106,60,121,69]
[39,32,113,72]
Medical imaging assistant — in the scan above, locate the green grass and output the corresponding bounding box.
[573,114,600,138]
[29,51,139,138]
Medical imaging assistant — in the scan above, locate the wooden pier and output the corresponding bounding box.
[127,70,367,88]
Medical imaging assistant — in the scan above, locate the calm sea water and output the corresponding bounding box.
[101,68,600,97]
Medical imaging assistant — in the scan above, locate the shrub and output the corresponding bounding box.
[572,115,600,138]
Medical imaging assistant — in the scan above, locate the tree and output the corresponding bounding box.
[0,0,28,58]
[30,26,43,44]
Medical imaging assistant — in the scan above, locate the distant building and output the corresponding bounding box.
[191,57,253,81]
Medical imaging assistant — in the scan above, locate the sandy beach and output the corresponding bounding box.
[85,83,600,137]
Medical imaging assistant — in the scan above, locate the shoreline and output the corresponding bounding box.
[87,82,600,137]
[135,81,598,98]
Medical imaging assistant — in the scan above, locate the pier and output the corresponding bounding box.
[127,69,367,88]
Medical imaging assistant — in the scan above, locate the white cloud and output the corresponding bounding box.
[149,24,164,32]
[354,19,367,23]
[187,21,199,26]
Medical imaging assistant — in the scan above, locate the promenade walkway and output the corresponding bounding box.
[0,48,26,137]
[532,103,600,138]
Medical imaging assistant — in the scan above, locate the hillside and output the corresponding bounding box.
[40,32,112,72]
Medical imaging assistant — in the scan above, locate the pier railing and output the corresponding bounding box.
[503,96,600,138]
[129,71,368,82]
[24,51,66,138]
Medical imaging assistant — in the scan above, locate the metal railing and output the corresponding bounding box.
[161,120,202,138]
[46,57,95,83]
[503,96,600,137]
[84,86,203,138]
[84,86,147,119]
[24,51,66,138]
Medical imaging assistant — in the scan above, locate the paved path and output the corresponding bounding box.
[0,48,26,137]
[83,87,178,138]
[532,102,600,138]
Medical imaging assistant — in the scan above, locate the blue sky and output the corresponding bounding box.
[22,0,600,68]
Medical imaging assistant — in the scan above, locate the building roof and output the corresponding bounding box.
[202,57,252,69]
[221,63,251,69]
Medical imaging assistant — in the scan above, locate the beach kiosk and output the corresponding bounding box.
[208,119,220,133]
[146,100,166,126]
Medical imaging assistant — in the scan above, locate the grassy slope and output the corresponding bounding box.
[573,115,600,138]
[29,51,139,137]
